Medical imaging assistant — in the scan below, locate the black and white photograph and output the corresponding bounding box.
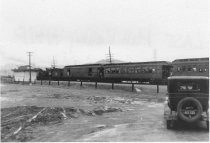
[0,0,209,142]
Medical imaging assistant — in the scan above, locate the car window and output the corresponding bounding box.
[177,82,200,92]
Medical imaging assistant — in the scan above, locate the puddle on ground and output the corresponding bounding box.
[147,103,162,108]
[0,97,23,102]
[81,123,130,141]
[0,84,4,87]
[0,97,10,101]
[131,100,147,105]
[82,127,118,141]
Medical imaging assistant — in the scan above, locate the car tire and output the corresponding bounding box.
[177,97,203,123]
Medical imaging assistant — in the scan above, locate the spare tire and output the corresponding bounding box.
[177,97,203,122]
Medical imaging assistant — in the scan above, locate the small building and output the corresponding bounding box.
[12,65,42,82]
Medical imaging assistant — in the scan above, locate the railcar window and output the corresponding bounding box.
[105,68,120,74]
[116,68,120,73]
[142,67,147,73]
[111,68,114,73]
[177,67,181,72]
[187,66,192,72]
[182,66,186,71]
[204,68,207,72]
[110,68,120,74]
[192,67,197,72]
[156,67,161,73]
[67,70,70,76]
[110,68,114,73]
[136,67,141,73]
[105,68,111,74]
[128,68,135,73]
[199,68,203,72]
[148,68,153,73]
[123,68,127,73]
[88,68,92,72]
[152,68,156,73]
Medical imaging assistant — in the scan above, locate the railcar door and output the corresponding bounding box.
[88,68,92,76]
[67,69,71,77]
[98,67,104,79]
[162,65,172,79]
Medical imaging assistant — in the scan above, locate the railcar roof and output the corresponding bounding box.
[64,61,171,68]
[64,64,101,68]
[172,57,209,63]
[12,68,42,72]
[168,76,209,80]
[104,61,171,66]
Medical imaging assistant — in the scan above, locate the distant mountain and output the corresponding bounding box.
[0,63,17,76]
[0,63,46,76]
[95,59,127,64]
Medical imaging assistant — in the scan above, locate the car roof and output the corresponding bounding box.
[168,76,209,80]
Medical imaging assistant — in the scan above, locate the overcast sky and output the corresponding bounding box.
[0,0,209,68]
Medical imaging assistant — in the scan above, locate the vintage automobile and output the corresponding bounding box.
[164,76,209,129]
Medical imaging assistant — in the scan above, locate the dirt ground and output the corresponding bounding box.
[1,82,209,142]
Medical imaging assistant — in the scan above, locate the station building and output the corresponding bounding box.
[12,65,41,82]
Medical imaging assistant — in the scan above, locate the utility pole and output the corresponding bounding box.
[27,52,32,83]
[105,46,114,64]
[109,46,112,64]
[106,46,113,64]
[52,56,56,68]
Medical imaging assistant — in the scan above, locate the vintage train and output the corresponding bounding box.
[37,57,209,85]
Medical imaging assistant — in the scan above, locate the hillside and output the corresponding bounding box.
[95,59,126,64]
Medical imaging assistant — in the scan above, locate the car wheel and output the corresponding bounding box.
[177,97,203,123]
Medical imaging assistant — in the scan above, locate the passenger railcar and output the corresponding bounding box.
[63,64,103,81]
[172,57,209,77]
[103,61,172,84]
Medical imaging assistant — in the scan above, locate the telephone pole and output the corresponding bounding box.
[109,46,112,64]
[105,46,114,64]
[27,52,32,83]
[52,56,56,68]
